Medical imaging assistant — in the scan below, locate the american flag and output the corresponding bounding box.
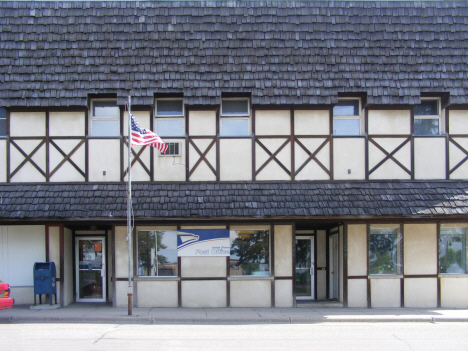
[130,114,167,153]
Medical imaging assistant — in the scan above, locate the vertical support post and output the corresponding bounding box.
[127,95,133,316]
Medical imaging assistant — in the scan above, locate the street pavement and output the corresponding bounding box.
[1,304,468,324]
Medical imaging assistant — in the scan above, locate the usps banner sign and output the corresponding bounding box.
[177,229,230,257]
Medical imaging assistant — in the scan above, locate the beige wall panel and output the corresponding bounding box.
[347,279,367,307]
[89,139,121,181]
[449,138,468,179]
[256,161,291,181]
[369,138,411,180]
[0,140,6,182]
[256,110,290,135]
[347,224,367,277]
[404,224,437,275]
[48,226,61,280]
[317,270,327,300]
[448,110,468,135]
[256,138,291,180]
[440,277,468,308]
[189,111,216,136]
[274,225,293,277]
[230,279,271,307]
[370,278,401,307]
[10,140,46,182]
[414,137,446,179]
[10,112,45,137]
[137,280,178,307]
[49,112,85,136]
[220,138,252,181]
[181,257,226,278]
[123,111,150,137]
[317,230,326,268]
[49,139,86,182]
[114,226,131,278]
[115,280,130,307]
[333,138,366,180]
[154,139,186,181]
[63,228,74,307]
[182,280,226,308]
[124,145,151,182]
[339,226,344,302]
[404,278,437,308]
[189,139,217,181]
[275,279,293,307]
[368,110,411,135]
[294,110,330,135]
[9,287,35,305]
[294,138,330,180]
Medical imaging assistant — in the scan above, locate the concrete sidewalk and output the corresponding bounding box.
[1,304,468,324]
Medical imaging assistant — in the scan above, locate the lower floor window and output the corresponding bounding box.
[137,230,178,276]
[230,229,269,276]
[440,225,467,274]
[369,225,402,275]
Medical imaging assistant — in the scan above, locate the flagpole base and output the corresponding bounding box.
[128,293,133,316]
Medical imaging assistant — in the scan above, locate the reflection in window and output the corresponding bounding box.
[230,229,269,276]
[137,231,178,276]
[414,99,440,136]
[220,98,250,136]
[0,108,6,136]
[369,225,402,275]
[440,227,467,274]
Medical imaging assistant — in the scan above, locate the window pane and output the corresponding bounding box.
[440,228,466,274]
[222,99,249,115]
[333,118,360,135]
[221,118,249,136]
[0,119,6,137]
[414,118,439,136]
[333,100,359,116]
[157,100,183,116]
[156,119,185,136]
[0,107,6,119]
[91,120,120,136]
[230,230,269,276]
[137,231,178,277]
[414,100,438,116]
[369,226,401,275]
[93,101,119,118]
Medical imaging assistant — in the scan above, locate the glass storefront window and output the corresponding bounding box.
[369,225,402,275]
[440,225,467,274]
[137,230,178,277]
[230,229,269,276]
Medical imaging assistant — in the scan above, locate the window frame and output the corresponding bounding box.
[439,224,467,275]
[368,224,403,276]
[89,99,120,137]
[220,98,251,137]
[414,97,443,136]
[332,98,362,136]
[154,98,185,137]
[229,228,270,277]
[0,107,6,137]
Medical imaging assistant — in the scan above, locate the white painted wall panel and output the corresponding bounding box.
[182,280,226,308]
[137,280,178,307]
[49,139,86,182]
[189,139,217,181]
[0,140,6,182]
[333,138,365,180]
[275,279,293,307]
[404,278,437,308]
[404,224,437,275]
[230,279,271,307]
[294,138,330,180]
[440,276,468,308]
[368,110,411,135]
[369,138,411,180]
[347,279,367,307]
[10,140,46,182]
[49,112,85,136]
[414,137,446,179]
[63,228,74,307]
[370,278,401,307]
[88,139,121,181]
[220,138,252,181]
[189,111,216,136]
[347,224,367,277]
[294,110,330,135]
[449,110,468,135]
[10,112,46,137]
[274,225,293,277]
[256,138,291,180]
[449,137,468,179]
[114,226,130,279]
[256,110,290,135]
[154,138,186,181]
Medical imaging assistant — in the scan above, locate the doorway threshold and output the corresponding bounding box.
[296,300,343,308]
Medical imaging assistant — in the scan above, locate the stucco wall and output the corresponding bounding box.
[49,138,86,182]
[88,139,121,181]
[255,110,290,136]
[182,280,227,308]
[153,138,186,181]
[63,228,74,306]
[404,224,437,275]
[370,278,401,308]
[368,110,411,135]
[274,225,292,277]
[449,137,468,179]
[220,138,252,181]
[49,112,85,137]
[230,279,271,307]
[414,137,446,179]
[10,139,46,182]
[448,110,468,135]
[275,279,293,307]
[0,140,6,182]
[333,138,366,180]
[188,138,217,181]
[294,138,330,180]
[189,111,216,136]
[181,257,226,278]
[294,110,330,135]
[347,279,367,308]
[137,280,178,307]
[404,278,437,308]
[114,226,130,279]
[10,112,46,137]
[440,276,468,308]
[347,224,367,277]
[256,138,291,180]
[368,137,411,180]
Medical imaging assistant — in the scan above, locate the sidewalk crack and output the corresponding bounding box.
[93,325,120,345]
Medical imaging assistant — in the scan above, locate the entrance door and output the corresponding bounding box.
[295,236,315,300]
[75,237,106,302]
[329,234,339,299]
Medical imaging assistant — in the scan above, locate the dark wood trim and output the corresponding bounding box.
[290,109,295,180]
[368,138,411,176]
[122,139,151,178]
[226,255,230,307]
[111,224,116,307]
[252,109,256,181]
[184,105,218,111]
[410,107,415,179]
[366,105,413,110]
[188,138,217,178]
[294,137,330,176]
[347,275,368,280]
[85,110,89,182]
[366,223,371,308]
[115,277,135,282]
[445,108,450,180]
[185,110,190,181]
[180,277,228,281]
[45,111,50,182]
[329,109,334,179]
[178,256,182,307]
[271,224,275,307]
[274,276,294,280]
[292,223,297,307]
[255,138,291,176]
[400,277,404,307]
[403,274,438,278]
[437,221,441,307]
[72,229,76,303]
[9,139,46,178]
[149,110,154,181]
[6,109,10,183]
[49,139,86,178]
[448,137,468,174]
[365,108,369,180]
[45,225,50,262]
[437,277,441,308]
[216,108,220,181]
[252,104,332,111]
[343,224,348,307]
[8,107,88,113]
[314,231,317,300]
[400,223,404,307]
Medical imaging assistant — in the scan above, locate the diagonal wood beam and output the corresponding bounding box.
[449,137,468,174]
[10,139,46,178]
[189,138,217,177]
[122,138,151,178]
[295,137,330,176]
[49,139,86,178]
[255,138,291,176]
[369,138,411,176]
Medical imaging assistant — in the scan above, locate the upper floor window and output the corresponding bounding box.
[369,225,402,275]
[333,99,362,136]
[440,224,467,274]
[155,99,185,137]
[0,108,6,136]
[414,98,441,136]
[90,100,120,136]
[220,98,250,136]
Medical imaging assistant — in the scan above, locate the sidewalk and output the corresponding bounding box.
[1,304,468,324]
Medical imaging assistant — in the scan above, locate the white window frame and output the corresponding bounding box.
[332,98,362,136]
[154,98,185,137]
[89,99,120,137]
[0,107,6,137]
[220,98,251,136]
[414,97,443,136]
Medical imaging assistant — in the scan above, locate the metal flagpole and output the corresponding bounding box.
[127,95,133,316]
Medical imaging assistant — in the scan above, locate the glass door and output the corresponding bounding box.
[75,237,106,302]
[295,236,315,300]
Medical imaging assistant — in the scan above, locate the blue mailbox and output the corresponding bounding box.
[33,262,57,305]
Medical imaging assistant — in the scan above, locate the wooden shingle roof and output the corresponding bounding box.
[0,1,467,107]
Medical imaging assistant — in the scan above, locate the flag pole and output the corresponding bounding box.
[127,95,133,316]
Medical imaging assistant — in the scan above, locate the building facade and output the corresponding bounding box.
[1,1,468,308]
